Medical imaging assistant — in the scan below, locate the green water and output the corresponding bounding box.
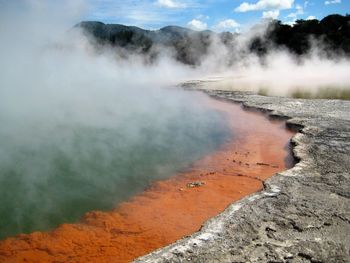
[0,91,231,239]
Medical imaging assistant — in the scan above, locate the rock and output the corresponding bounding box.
[187,182,205,188]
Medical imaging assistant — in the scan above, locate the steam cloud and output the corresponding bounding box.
[200,45,350,97]
[0,0,349,239]
[196,21,350,97]
[0,1,229,238]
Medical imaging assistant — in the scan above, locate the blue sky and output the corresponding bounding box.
[83,0,350,31]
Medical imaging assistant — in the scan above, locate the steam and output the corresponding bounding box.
[195,21,350,97]
[201,49,350,97]
[0,1,229,238]
[0,0,349,239]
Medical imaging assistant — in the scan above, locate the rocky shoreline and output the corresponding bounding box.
[135,88,350,263]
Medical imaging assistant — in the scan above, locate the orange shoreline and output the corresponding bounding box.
[0,94,295,263]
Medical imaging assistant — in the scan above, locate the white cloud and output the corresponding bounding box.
[187,19,207,30]
[286,4,303,19]
[215,19,240,30]
[296,4,303,11]
[86,0,171,27]
[235,0,294,12]
[196,14,210,20]
[262,10,280,19]
[306,15,316,20]
[284,20,296,26]
[325,0,341,5]
[156,0,186,8]
[85,0,201,28]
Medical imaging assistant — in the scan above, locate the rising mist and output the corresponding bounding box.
[0,0,349,239]
[0,1,231,238]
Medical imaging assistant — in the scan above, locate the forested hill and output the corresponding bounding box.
[76,21,220,65]
[76,14,350,65]
[251,14,350,56]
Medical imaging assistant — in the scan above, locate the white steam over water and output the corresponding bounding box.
[0,0,349,239]
[201,49,350,96]
[0,1,229,238]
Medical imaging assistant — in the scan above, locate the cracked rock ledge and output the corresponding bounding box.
[135,88,350,263]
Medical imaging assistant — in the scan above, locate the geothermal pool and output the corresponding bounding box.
[0,90,231,239]
[0,91,295,262]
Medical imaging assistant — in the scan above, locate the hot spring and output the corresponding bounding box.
[0,89,232,239]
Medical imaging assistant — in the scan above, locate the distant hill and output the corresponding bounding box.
[250,14,350,56]
[75,21,233,65]
[76,14,350,65]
